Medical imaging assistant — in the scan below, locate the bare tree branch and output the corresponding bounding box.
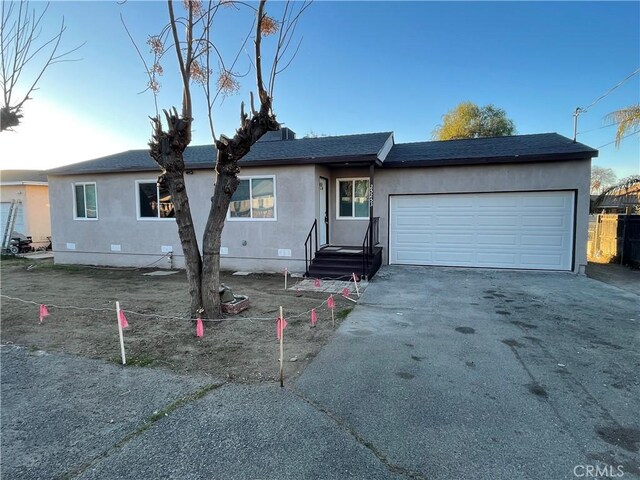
[1,0,84,131]
[120,14,159,116]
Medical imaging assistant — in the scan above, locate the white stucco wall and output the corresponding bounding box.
[49,166,316,272]
[374,159,592,273]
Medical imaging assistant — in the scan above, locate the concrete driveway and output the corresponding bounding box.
[2,266,639,479]
[296,266,640,479]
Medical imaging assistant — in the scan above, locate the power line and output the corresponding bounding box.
[573,67,640,140]
[577,122,620,135]
[595,130,639,150]
[581,67,640,113]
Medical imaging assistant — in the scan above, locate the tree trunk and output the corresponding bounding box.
[201,153,241,318]
[162,168,203,316]
[149,113,204,317]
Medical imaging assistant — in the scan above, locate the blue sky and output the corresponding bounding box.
[1,1,639,179]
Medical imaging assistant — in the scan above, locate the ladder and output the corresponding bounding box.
[2,200,20,249]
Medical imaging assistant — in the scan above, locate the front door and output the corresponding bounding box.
[319,177,328,246]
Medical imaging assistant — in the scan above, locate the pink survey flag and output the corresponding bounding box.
[310,308,317,326]
[118,310,129,329]
[276,316,288,340]
[327,295,335,309]
[314,278,321,288]
[196,317,204,337]
[39,304,49,323]
[342,287,350,298]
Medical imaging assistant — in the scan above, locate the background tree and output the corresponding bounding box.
[1,1,82,131]
[129,0,309,319]
[590,166,617,195]
[432,101,516,140]
[606,104,640,147]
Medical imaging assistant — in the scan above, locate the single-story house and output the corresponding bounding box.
[47,129,597,276]
[0,170,51,249]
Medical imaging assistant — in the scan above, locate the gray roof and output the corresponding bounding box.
[46,131,598,176]
[383,133,598,167]
[48,132,393,176]
[0,170,48,184]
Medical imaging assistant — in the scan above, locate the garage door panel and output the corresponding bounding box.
[433,251,475,263]
[521,234,564,247]
[396,214,433,227]
[476,234,518,245]
[389,191,574,271]
[522,195,568,208]
[397,233,433,243]
[435,233,474,245]
[476,252,518,266]
[477,215,519,227]
[0,202,25,236]
[522,215,566,227]
[520,253,563,268]
[436,215,474,226]
[476,196,519,208]
[396,250,433,262]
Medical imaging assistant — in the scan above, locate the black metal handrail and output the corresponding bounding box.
[361,217,380,279]
[304,219,318,276]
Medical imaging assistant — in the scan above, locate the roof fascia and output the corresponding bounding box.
[382,152,598,169]
[0,181,48,186]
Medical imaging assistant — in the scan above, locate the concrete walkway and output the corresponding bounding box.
[2,266,639,479]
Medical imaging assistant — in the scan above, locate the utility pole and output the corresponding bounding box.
[573,107,582,142]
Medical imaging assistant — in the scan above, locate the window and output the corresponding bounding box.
[337,178,369,219]
[137,181,174,219]
[229,176,276,220]
[74,183,97,219]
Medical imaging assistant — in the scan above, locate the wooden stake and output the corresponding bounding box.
[284,268,288,290]
[331,306,335,327]
[352,272,360,297]
[279,306,284,387]
[116,301,126,365]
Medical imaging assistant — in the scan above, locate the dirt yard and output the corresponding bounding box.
[0,257,355,383]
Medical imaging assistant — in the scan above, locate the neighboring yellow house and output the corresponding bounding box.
[0,170,51,249]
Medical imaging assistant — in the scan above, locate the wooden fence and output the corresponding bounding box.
[588,214,640,267]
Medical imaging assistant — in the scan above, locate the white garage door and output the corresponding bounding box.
[0,202,25,236]
[389,191,575,271]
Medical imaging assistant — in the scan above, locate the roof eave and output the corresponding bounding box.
[0,181,48,186]
[382,151,598,168]
[46,154,381,176]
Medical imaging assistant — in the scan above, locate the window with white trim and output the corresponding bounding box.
[337,178,369,219]
[74,182,98,219]
[137,181,175,219]
[228,176,276,220]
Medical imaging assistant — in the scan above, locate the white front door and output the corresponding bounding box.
[318,177,328,245]
[389,191,575,271]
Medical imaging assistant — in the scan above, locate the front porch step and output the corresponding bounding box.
[307,246,382,280]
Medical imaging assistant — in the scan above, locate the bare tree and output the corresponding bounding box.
[590,166,618,195]
[1,1,82,131]
[129,0,309,318]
